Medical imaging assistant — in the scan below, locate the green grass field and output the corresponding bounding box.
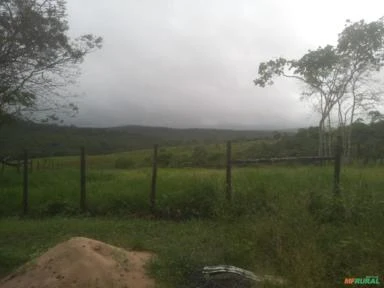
[23,139,274,170]
[1,153,384,287]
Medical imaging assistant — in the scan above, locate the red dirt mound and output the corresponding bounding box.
[0,237,155,288]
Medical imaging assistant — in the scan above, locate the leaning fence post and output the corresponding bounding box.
[80,146,87,212]
[150,144,158,213]
[226,141,232,202]
[23,150,29,215]
[334,136,342,196]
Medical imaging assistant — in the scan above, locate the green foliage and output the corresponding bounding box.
[39,200,79,216]
[255,18,384,91]
[307,190,346,224]
[264,122,384,159]
[157,151,173,167]
[157,176,218,219]
[1,164,384,287]
[337,18,384,65]
[254,57,288,87]
[3,121,384,172]
[254,18,384,158]
[0,0,102,123]
[191,146,209,166]
[0,120,274,157]
[291,45,339,84]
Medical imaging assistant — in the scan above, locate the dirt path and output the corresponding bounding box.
[0,237,155,288]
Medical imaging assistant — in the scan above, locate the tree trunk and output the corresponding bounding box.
[346,78,358,160]
[318,118,325,157]
[327,115,333,157]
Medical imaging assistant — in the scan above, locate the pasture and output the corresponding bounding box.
[1,147,384,287]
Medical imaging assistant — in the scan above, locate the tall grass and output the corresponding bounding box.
[1,165,383,287]
[1,165,383,220]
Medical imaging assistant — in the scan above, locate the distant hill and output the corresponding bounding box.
[0,121,292,157]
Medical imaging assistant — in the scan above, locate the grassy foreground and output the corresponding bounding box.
[1,165,384,287]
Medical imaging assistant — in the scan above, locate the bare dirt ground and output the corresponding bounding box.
[0,237,155,288]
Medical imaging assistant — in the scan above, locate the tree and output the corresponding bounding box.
[0,0,102,125]
[254,18,384,157]
[368,110,384,124]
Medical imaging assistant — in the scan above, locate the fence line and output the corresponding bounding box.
[9,140,343,215]
[1,157,33,174]
[232,156,335,165]
[80,146,87,212]
[18,147,88,215]
[333,136,342,196]
[225,137,343,200]
[226,141,232,202]
[23,150,29,215]
[150,144,158,213]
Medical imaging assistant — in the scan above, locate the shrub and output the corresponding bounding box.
[191,146,209,166]
[157,152,173,167]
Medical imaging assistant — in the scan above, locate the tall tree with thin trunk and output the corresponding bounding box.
[0,0,103,125]
[254,18,384,157]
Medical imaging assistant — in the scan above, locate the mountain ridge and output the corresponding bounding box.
[0,121,297,157]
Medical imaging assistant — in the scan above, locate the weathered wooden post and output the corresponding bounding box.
[150,144,158,213]
[334,136,342,196]
[23,150,29,215]
[226,141,232,202]
[80,146,87,212]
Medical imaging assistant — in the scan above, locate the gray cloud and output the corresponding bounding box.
[64,0,384,129]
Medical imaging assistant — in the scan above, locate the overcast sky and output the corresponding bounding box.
[64,0,384,129]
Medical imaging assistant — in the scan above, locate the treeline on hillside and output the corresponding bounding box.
[115,120,384,169]
[0,121,275,158]
[267,121,384,160]
[2,120,383,163]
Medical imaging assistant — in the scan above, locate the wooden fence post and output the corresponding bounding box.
[23,150,29,215]
[150,144,158,213]
[226,141,232,202]
[80,146,86,212]
[334,136,342,196]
